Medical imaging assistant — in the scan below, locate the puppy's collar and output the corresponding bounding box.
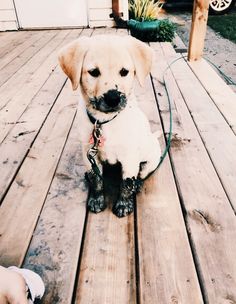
[86,110,118,125]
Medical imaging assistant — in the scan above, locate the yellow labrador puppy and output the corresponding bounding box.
[59,35,161,217]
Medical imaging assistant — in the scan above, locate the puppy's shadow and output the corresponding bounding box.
[103,163,122,208]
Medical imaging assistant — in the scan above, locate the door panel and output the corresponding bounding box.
[14,0,88,28]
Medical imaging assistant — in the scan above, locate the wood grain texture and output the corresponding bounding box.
[23,113,88,304]
[163,44,236,212]
[0,31,45,71]
[0,31,33,58]
[0,30,60,107]
[188,0,209,61]
[76,209,136,304]
[135,75,203,303]
[0,65,67,202]
[0,31,53,86]
[0,29,75,142]
[187,58,236,134]
[0,30,83,203]
[155,41,236,303]
[0,81,77,267]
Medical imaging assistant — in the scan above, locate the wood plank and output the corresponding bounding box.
[0,66,65,202]
[23,113,88,304]
[76,205,136,304]
[187,58,236,134]
[0,31,45,71]
[0,30,62,93]
[0,30,71,143]
[0,31,33,58]
[0,30,60,107]
[172,33,187,53]
[153,41,236,302]
[20,28,93,304]
[162,44,236,212]
[75,27,136,304]
[135,76,203,303]
[0,81,77,267]
[0,30,72,140]
[0,29,82,203]
[188,0,209,61]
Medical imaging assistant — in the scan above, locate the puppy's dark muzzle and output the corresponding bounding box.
[104,90,122,108]
[91,90,127,113]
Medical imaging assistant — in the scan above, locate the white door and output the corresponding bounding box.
[14,0,88,28]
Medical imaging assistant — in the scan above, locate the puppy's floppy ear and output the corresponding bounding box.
[125,36,154,86]
[58,37,90,90]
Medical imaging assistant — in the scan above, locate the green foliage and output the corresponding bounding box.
[208,14,236,43]
[128,19,176,42]
[157,19,176,42]
[129,0,164,21]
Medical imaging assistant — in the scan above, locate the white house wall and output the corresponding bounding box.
[89,0,128,28]
[0,0,128,31]
[0,0,18,31]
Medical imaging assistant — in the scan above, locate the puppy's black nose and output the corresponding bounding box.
[103,90,121,108]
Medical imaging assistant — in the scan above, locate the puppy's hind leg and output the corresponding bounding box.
[139,136,161,180]
[112,158,139,218]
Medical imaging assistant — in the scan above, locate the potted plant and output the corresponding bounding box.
[127,0,176,42]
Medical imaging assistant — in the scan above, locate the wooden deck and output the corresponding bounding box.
[0,28,236,304]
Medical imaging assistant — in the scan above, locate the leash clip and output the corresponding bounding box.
[87,120,103,177]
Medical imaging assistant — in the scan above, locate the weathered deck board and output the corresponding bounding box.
[0,28,235,304]
[187,58,236,134]
[22,29,93,304]
[0,30,77,142]
[162,44,236,212]
[152,42,236,303]
[0,31,45,70]
[0,31,56,86]
[0,30,61,107]
[0,81,77,266]
[0,29,83,202]
[0,65,67,202]
[136,77,203,303]
[0,31,34,58]
[76,208,136,304]
[23,113,88,304]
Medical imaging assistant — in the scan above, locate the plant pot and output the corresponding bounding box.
[127,19,175,42]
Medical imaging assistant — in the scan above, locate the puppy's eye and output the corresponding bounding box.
[88,68,101,78]
[120,68,129,77]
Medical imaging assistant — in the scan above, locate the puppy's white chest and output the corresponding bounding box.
[97,108,147,164]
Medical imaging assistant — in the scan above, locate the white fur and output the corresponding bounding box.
[59,35,161,180]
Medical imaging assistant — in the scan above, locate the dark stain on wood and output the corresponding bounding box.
[225,294,236,304]
[56,172,73,180]
[171,295,179,303]
[16,179,25,188]
[171,134,191,150]
[5,121,26,125]
[14,130,36,138]
[189,209,222,233]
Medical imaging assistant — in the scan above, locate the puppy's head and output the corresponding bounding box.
[58,35,153,118]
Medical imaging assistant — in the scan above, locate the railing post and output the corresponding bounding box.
[188,0,210,61]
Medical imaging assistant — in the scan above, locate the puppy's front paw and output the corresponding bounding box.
[87,192,106,213]
[112,198,134,217]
